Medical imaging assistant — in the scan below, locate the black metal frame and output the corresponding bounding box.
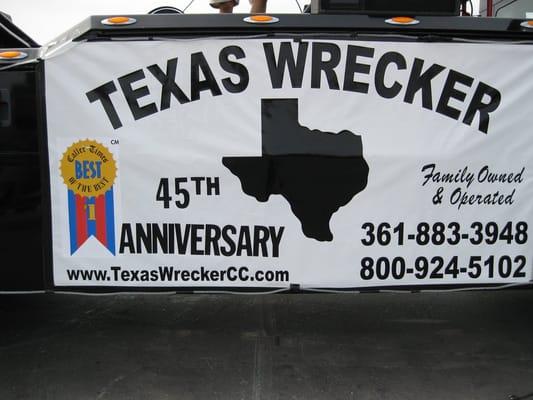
[0,13,38,48]
[70,14,533,42]
[314,0,461,16]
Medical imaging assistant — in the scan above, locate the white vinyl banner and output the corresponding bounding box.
[45,37,533,289]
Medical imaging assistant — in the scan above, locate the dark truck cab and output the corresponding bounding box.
[0,14,42,291]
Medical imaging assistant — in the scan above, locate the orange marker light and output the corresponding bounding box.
[393,16,415,24]
[244,15,279,24]
[108,16,130,24]
[520,20,533,29]
[101,16,136,26]
[0,51,27,60]
[251,15,272,22]
[385,16,419,26]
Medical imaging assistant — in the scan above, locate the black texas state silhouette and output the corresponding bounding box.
[223,98,369,241]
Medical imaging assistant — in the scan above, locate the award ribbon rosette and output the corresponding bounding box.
[60,140,117,255]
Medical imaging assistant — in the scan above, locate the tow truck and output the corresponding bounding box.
[1,0,533,293]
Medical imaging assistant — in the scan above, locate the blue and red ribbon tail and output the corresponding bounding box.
[67,188,115,255]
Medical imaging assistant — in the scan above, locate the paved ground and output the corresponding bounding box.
[1,290,533,400]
